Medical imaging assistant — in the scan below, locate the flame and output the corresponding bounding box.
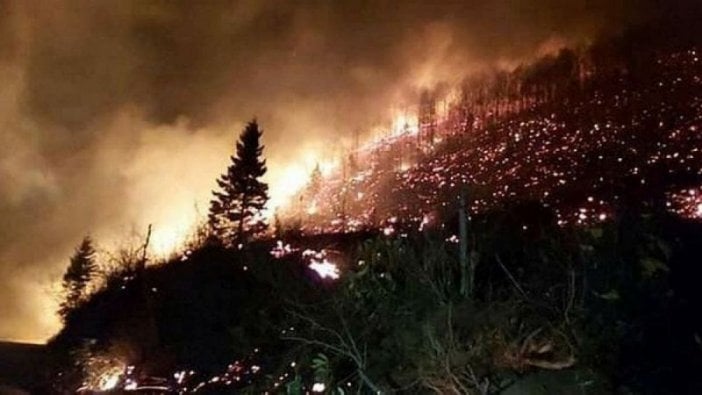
[79,353,127,392]
[306,201,319,215]
[267,164,313,213]
[391,111,419,136]
[99,371,121,391]
[309,258,340,279]
[149,215,197,256]
[267,148,338,212]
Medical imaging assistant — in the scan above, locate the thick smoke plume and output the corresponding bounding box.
[0,0,680,341]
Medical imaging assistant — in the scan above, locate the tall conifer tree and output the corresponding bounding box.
[209,119,269,243]
[59,236,97,320]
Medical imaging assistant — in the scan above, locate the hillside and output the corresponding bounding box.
[48,233,372,393]
[281,40,702,234]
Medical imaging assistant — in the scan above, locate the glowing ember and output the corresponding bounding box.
[124,378,138,390]
[669,187,702,219]
[270,240,298,258]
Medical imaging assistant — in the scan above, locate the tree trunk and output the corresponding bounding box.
[238,192,247,244]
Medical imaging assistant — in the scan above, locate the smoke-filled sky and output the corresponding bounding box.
[0,0,679,342]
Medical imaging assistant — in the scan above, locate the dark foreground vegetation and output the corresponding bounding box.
[44,203,702,394]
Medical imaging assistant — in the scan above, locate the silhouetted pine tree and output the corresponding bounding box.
[59,236,97,321]
[209,119,269,243]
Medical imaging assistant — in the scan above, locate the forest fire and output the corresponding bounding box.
[4,1,702,393]
[54,40,702,392]
[275,47,702,234]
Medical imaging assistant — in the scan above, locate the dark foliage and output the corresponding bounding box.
[58,236,97,322]
[209,119,269,244]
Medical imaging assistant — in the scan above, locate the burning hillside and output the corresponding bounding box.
[279,43,702,234]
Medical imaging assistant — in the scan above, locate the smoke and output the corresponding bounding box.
[0,0,678,342]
